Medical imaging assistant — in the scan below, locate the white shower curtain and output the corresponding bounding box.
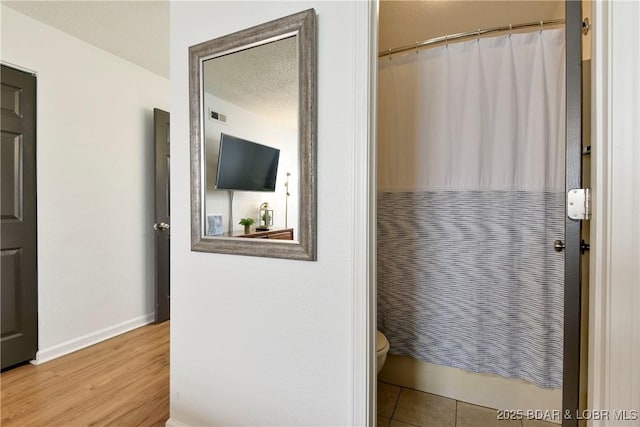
[377,29,565,388]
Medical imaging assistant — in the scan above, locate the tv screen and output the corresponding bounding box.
[215,133,280,192]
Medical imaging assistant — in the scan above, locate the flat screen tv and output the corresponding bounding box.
[215,133,280,192]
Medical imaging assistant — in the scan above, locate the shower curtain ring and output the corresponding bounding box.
[445,34,448,47]
[509,24,513,37]
[477,29,480,42]
[540,21,543,33]
[415,42,419,54]
[388,48,392,60]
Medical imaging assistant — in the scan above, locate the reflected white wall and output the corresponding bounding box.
[203,92,298,235]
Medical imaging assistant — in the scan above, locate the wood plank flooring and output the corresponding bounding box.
[1,321,169,427]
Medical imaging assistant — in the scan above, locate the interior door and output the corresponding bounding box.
[563,1,585,426]
[1,65,38,369]
[154,108,170,323]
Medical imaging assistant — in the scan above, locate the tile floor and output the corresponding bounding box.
[377,381,559,427]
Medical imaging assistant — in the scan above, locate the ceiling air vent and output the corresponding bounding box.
[208,109,227,124]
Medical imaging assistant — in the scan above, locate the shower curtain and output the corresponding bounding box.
[377,28,565,389]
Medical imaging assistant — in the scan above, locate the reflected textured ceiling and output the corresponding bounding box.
[203,36,298,128]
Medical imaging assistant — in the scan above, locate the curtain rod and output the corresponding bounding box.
[379,19,565,58]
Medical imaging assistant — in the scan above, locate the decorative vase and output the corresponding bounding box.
[244,225,251,234]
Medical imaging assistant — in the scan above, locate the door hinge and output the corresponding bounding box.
[568,188,591,220]
[582,17,591,35]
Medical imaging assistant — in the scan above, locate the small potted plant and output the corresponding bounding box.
[238,218,254,234]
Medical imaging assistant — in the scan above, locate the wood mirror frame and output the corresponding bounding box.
[189,9,316,261]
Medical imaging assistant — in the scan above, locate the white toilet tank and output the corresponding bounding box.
[376,330,390,374]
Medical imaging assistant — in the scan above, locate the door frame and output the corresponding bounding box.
[588,0,640,421]
[563,1,583,426]
[357,1,588,425]
[350,1,378,425]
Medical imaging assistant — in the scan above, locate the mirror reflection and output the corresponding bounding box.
[190,8,316,260]
[203,36,299,241]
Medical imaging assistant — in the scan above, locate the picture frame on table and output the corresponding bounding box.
[207,214,223,236]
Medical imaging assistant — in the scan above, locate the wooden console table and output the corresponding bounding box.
[232,228,294,241]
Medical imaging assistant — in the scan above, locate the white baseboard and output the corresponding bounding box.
[165,418,192,427]
[379,355,562,424]
[31,312,155,365]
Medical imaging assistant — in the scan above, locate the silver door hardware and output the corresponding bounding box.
[553,239,590,253]
[154,222,170,231]
[567,188,591,220]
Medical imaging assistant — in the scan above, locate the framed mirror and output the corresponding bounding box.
[189,9,316,261]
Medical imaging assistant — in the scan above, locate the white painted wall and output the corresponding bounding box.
[1,6,170,362]
[203,92,298,235]
[169,2,371,425]
[378,0,563,53]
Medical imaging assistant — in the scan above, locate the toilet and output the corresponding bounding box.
[376,330,390,374]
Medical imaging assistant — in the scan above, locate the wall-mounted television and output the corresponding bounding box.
[215,133,280,192]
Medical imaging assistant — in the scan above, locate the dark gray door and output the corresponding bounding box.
[1,65,38,369]
[563,2,584,426]
[154,108,170,323]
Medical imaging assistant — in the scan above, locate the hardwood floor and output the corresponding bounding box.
[1,321,169,426]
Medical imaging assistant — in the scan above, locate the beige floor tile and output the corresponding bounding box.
[522,418,560,427]
[378,381,402,418]
[390,420,418,427]
[457,401,522,427]
[393,388,456,427]
[377,415,391,427]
